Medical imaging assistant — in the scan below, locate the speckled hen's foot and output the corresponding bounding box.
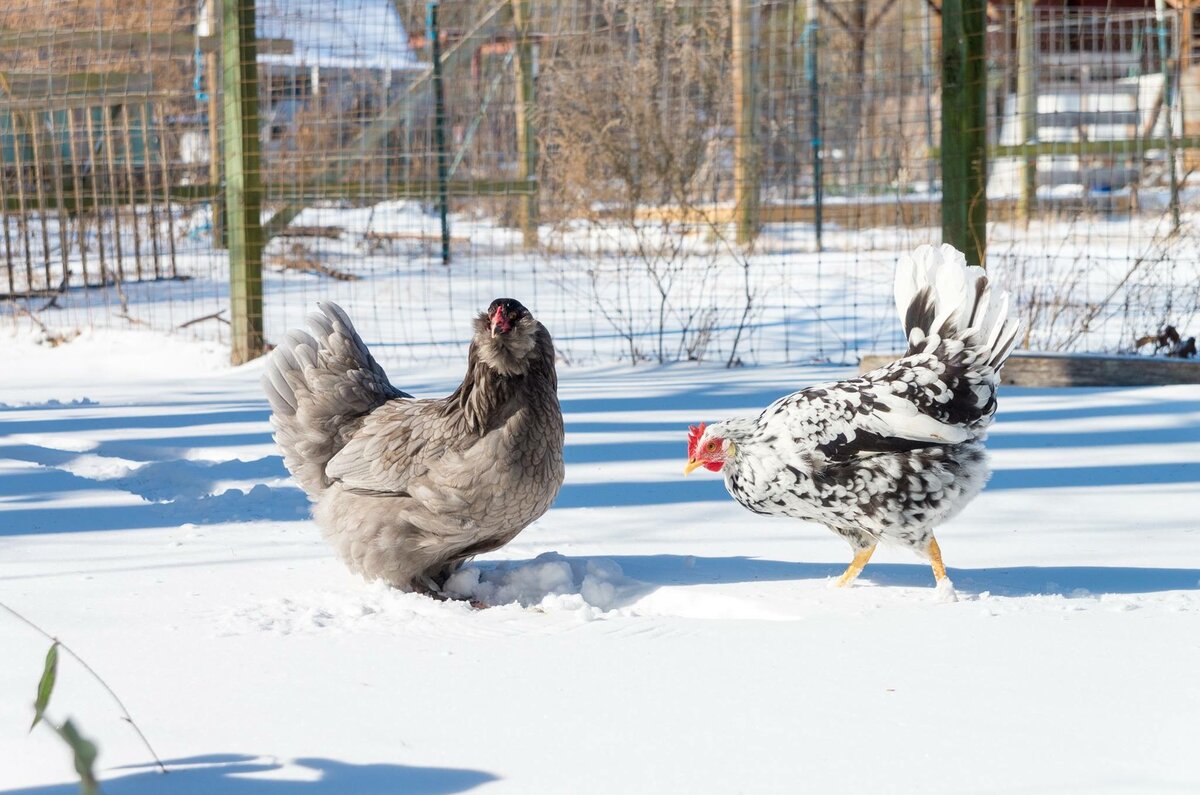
[934,577,959,603]
[831,545,877,588]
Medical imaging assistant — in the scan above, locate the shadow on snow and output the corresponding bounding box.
[1,380,1198,534]
[490,553,1200,600]
[1,754,495,795]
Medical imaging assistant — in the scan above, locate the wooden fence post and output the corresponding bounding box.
[222,0,265,364]
[732,0,759,245]
[941,0,987,268]
[512,0,538,249]
[1155,0,1181,233]
[1016,0,1037,221]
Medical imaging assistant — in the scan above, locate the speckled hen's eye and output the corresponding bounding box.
[705,441,718,453]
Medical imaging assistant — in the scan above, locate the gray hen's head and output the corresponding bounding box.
[473,298,544,375]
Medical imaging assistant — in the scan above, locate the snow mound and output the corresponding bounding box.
[59,452,141,480]
[0,397,97,409]
[444,552,640,612]
[224,554,814,634]
[935,577,959,604]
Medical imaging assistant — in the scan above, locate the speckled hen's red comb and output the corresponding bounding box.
[687,422,706,459]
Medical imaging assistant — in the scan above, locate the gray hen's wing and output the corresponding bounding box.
[326,397,521,520]
[263,301,410,494]
[324,399,459,497]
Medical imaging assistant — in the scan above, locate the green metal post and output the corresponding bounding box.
[941,0,988,268]
[206,0,226,248]
[427,0,451,265]
[803,0,822,252]
[222,0,265,364]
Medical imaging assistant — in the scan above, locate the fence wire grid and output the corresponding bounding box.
[2,0,1199,366]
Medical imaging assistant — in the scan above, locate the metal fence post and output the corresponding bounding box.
[941,0,988,268]
[222,0,265,364]
[205,0,226,249]
[803,0,822,252]
[427,0,452,266]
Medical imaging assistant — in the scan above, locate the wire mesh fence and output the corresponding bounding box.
[2,0,1198,366]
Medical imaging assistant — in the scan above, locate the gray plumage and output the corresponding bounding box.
[263,299,565,593]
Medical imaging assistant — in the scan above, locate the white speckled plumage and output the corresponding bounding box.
[690,244,1020,583]
[263,300,564,593]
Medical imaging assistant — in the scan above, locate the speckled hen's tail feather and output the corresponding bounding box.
[889,244,1021,430]
[895,243,1021,375]
[262,302,407,496]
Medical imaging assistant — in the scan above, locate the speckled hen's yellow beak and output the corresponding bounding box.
[683,459,703,476]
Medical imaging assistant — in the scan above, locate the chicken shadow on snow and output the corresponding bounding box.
[0,754,496,795]
[0,403,268,435]
[486,553,1200,602]
[0,400,307,536]
[3,379,1199,533]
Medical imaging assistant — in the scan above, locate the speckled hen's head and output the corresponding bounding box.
[473,298,541,375]
[684,422,732,475]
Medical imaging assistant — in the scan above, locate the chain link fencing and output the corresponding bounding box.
[2,0,1197,365]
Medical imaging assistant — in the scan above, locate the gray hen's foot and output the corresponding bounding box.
[409,577,491,610]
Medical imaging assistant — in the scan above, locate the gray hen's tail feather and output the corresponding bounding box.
[263,302,408,496]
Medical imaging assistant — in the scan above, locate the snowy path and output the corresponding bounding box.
[2,332,1199,794]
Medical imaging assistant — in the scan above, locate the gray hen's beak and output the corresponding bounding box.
[491,306,512,337]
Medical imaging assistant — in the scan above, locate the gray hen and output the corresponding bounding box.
[262,299,564,594]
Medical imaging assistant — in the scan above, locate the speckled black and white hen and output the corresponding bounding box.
[684,244,1020,593]
[263,299,564,595]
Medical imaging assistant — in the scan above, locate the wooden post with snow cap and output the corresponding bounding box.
[940,0,987,268]
[222,0,266,364]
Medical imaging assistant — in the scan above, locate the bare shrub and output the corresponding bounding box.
[534,1,761,365]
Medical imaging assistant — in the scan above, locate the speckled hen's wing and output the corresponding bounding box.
[759,359,973,462]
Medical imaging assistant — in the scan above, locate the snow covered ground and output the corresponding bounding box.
[2,328,1198,794]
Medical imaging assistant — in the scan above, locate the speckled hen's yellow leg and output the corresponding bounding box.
[927,537,948,582]
[835,546,876,587]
